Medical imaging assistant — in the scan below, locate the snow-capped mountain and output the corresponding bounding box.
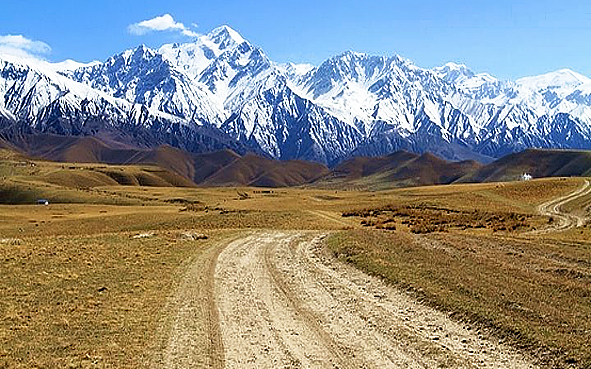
[159,25,246,81]
[1,25,591,166]
[0,52,241,153]
[292,52,591,161]
[66,44,226,125]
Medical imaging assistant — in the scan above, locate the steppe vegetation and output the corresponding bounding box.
[329,179,591,368]
[0,150,589,368]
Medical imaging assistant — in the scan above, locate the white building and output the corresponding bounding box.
[521,173,533,181]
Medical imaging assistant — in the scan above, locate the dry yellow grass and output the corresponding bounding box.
[327,230,591,368]
[326,178,591,368]
[0,226,236,368]
[0,155,589,367]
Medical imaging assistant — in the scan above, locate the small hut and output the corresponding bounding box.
[521,173,532,181]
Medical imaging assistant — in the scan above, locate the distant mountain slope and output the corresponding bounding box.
[3,131,589,189]
[330,151,419,180]
[0,53,245,158]
[0,130,210,181]
[41,165,197,188]
[458,149,591,182]
[319,151,481,189]
[0,131,327,188]
[190,149,241,183]
[0,136,16,151]
[201,153,329,187]
[387,152,482,185]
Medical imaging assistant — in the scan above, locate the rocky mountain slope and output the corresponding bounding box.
[1,25,590,165]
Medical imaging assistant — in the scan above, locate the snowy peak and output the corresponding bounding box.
[317,51,388,81]
[114,45,158,70]
[159,25,250,80]
[70,44,163,83]
[65,43,227,124]
[207,25,246,50]
[51,59,100,72]
[433,62,475,82]
[301,51,393,99]
[69,44,168,93]
[504,69,591,113]
[0,49,186,127]
[278,62,315,79]
[517,68,590,93]
[130,44,157,61]
[433,62,498,94]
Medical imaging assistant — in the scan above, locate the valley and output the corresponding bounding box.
[0,154,590,368]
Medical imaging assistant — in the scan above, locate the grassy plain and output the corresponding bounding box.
[0,152,590,367]
[327,179,591,368]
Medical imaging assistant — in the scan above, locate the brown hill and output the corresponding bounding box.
[331,151,419,180]
[3,133,147,163]
[201,153,330,187]
[61,139,242,185]
[457,149,591,183]
[1,133,242,184]
[6,133,589,189]
[394,153,482,185]
[29,135,194,172]
[0,133,331,187]
[190,149,241,183]
[319,151,482,189]
[40,166,196,189]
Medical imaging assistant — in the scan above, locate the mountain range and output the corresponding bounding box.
[1,25,591,165]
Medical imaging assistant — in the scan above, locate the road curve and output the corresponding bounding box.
[533,180,590,234]
[214,231,537,368]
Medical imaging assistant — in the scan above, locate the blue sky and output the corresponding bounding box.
[1,0,589,80]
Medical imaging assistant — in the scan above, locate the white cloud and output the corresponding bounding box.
[0,35,51,59]
[128,14,199,38]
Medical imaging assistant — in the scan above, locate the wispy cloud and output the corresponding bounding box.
[0,35,51,59]
[128,14,198,38]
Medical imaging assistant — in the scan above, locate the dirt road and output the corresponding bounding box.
[214,231,537,368]
[533,179,590,234]
[151,236,227,369]
[154,181,591,367]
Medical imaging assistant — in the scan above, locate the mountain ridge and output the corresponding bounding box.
[1,25,590,165]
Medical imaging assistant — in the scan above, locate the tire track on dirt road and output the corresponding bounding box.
[214,231,537,368]
[152,237,228,369]
[531,180,590,234]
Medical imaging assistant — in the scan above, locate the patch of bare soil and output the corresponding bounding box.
[214,231,537,368]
